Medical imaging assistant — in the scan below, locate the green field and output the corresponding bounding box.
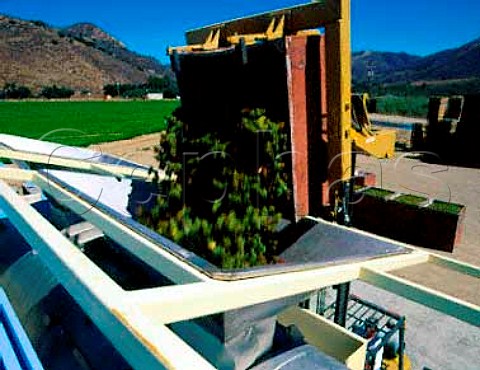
[376,95,429,118]
[0,98,428,148]
[0,100,179,146]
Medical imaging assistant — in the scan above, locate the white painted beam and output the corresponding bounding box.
[129,252,430,324]
[360,268,480,327]
[429,254,480,278]
[0,149,160,181]
[0,168,35,182]
[114,307,215,370]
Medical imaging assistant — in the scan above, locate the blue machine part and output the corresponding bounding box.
[0,288,44,370]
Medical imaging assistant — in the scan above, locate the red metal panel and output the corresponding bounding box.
[286,35,330,219]
[286,36,310,219]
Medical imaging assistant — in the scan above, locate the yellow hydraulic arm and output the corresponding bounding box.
[351,94,396,159]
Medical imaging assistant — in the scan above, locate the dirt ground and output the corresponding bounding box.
[89,132,162,169]
[93,133,480,369]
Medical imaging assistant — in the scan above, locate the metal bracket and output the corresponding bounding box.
[168,28,221,54]
[227,15,285,46]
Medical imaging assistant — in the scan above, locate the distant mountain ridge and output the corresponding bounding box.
[0,15,169,94]
[352,51,421,83]
[353,37,480,85]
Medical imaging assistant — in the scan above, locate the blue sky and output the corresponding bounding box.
[1,0,480,63]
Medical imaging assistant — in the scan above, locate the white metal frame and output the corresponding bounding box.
[0,148,163,181]
[0,167,479,370]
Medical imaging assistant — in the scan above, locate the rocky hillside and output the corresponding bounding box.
[0,15,169,94]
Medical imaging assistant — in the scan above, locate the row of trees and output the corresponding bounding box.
[1,75,179,100]
[354,78,480,98]
[38,85,75,99]
[0,83,75,100]
[103,75,178,99]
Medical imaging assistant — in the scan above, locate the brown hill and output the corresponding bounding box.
[0,15,169,94]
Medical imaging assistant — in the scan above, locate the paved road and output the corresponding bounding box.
[370,113,427,125]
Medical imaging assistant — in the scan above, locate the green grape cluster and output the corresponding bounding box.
[140,109,293,269]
